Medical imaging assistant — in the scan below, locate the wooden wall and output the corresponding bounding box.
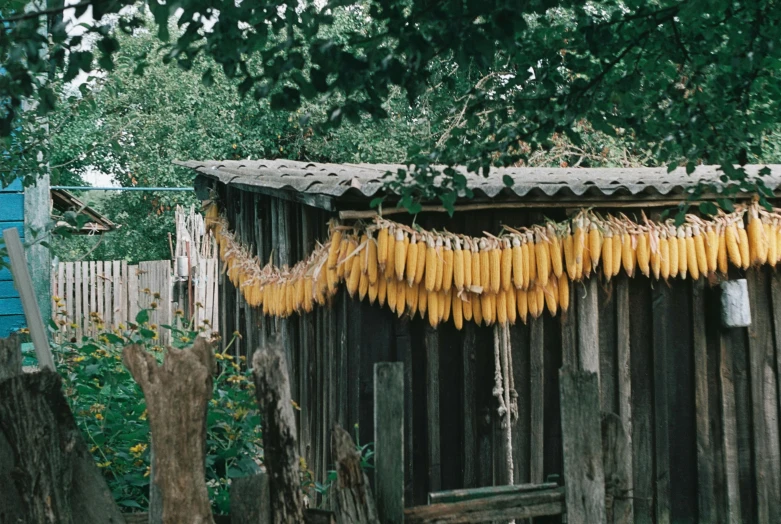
[0,179,26,336]
[218,185,781,523]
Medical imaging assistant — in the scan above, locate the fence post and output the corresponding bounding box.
[374,362,404,524]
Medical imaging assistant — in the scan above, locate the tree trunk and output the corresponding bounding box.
[0,335,23,524]
[330,424,380,524]
[123,338,216,524]
[252,339,305,524]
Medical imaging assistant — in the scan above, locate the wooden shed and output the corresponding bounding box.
[178,159,781,523]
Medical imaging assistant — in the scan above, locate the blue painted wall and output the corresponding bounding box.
[0,179,25,336]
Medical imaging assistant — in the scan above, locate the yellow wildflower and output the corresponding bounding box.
[130,443,148,455]
[73,356,86,363]
[143,466,151,478]
[97,461,111,468]
[95,413,104,421]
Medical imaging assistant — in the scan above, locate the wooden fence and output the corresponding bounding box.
[51,259,219,344]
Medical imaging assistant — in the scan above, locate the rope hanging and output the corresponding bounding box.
[204,200,778,327]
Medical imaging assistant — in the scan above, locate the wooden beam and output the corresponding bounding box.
[425,327,441,492]
[719,331,742,523]
[428,482,558,504]
[374,362,404,524]
[529,317,544,484]
[577,276,600,377]
[405,487,564,523]
[651,284,671,524]
[559,369,607,524]
[3,227,54,371]
[613,275,634,524]
[692,279,715,522]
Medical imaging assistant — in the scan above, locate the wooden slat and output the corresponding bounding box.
[103,261,112,328]
[429,482,558,504]
[405,487,564,523]
[128,265,139,324]
[529,317,544,484]
[425,326,441,493]
[692,279,715,522]
[719,330,742,523]
[511,322,530,486]
[395,316,415,502]
[560,280,578,368]
[462,324,477,488]
[94,261,102,327]
[576,277,600,377]
[65,262,74,331]
[651,283,671,524]
[120,261,128,326]
[81,262,89,334]
[559,369,606,523]
[614,274,633,523]
[746,269,781,523]
[74,262,82,340]
[374,362,404,524]
[56,262,65,328]
[112,261,121,327]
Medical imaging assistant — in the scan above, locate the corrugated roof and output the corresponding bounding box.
[175,159,781,208]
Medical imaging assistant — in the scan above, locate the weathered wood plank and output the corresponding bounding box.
[127,265,139,324]
[598,280,617,414]
[602,413,632,524]
[74,262,82,340]
[560,277,578,369]
[746,269,781,523]
[96,261,104,324]
[65,262,74,328]
[529,316,544,484]
[112,261,121,328]
[405,488,564,523]
[692,279,715,523]
[613,274,633,524]
[576,276,600,378]
[103,261,112,328]
[462,323,477,489]
[651,283,671,524]
[719,329,742,524]
[81,262,89,335]
[425,326,441,493]
[395,315,415,503]
[374,362,404,524]
[559,368,606,523]
[230,473,270,524]
[510,321,530,486]
[429,482,558,504]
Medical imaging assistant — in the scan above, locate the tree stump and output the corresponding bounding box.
[0,335,23,524]
[330,424,379,524]
[230,472,271,524]
[123,338,216,524]
[252,340,305,524]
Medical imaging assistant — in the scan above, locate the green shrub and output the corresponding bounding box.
[49,307,262,515]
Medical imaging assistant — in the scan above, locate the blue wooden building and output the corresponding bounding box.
[0,179,27,337]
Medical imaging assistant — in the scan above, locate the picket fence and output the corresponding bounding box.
[51,259,219,345]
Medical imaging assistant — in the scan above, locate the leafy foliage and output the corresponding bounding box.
[48,302,262,515]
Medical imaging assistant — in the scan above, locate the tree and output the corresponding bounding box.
[5,0,780,212]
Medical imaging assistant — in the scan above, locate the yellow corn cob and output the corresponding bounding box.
[693,224,708,276]
[463,240,473,289]
[667,226,679,278]
[677,227,688,279]
[428,290,439,328]
[737,221,750,269]
[563,226,577,280]
[294,278,305,310]
[454,239,465,291]
[471,240,482,290]
[535,231,550,288]
[327,260,339,293]
[414,238,427,285]
[302,278,312,311]
[528,286,539,319]
[521,235,531,290]
[589,221,602,272]
[316,268,328,305]
[442,238,454,292]
[368,277,378,304]
[418,284,427,317]
[482,293,495,325]
[622,230,635,278]
[359,233,369,275]
[526,232,537,285]
[378,277,387,306]
[377,225,389,271]
[686,225,700,280]
[717,224,728,274]
[573,218,585,280]
[558,273,570,312]
[650,229,661,280]
[385,226,396,279]
[452,289,463,330]
[705,224,718,275]
[512,236,523,289]
[501,238,512,291]
[347,254,361,296]
[367,233,379,284]
[396,282,406,318]
[405,234,418,286]
[544,279,558,316]
[425,236,437,292]
[497,289,508,325]
[406,282,418,316]
[395,229,408,281]
[489,240,502,294]
[337,237,350,279]
[435,236,445,291]
[611,228,622,276]
[747,206,767,266]
[637,231,650,277]
[327,230,342,269]
[506,286,517,325]
[659,230,670,280]
[548,225,564,278]
[359,270,369,300]
[387,277,397,313]
[472,292,483,325]
[462,293,473,321]
[442,289,452,322]
[286,283,294,316]
[768,220,778,267]
[517,289,528,324]
[725,221,741,268]
[602,231,613,280]
[479,239,491,292]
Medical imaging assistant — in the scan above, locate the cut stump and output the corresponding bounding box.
[123,338,216,524]
[330,424,380,524]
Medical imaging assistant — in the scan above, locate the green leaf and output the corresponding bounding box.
[135,310,149,325]
[502,175,514,187]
